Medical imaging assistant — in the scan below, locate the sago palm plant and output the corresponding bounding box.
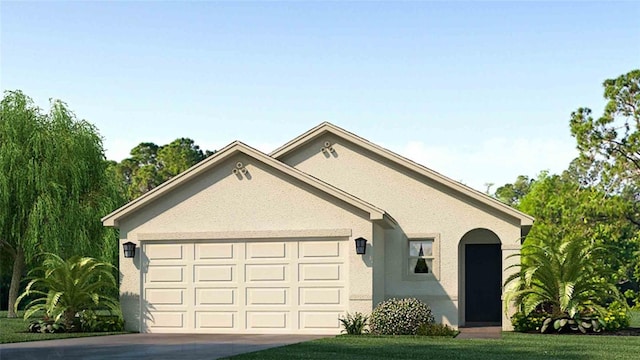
[504,229,623,332]
[15,253,121,331]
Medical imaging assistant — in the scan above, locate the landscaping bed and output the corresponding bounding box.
[0,311,127,344]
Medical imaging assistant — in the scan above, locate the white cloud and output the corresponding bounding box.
[396,137,578,192]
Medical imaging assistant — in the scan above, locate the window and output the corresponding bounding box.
[409,240,434,274]
[403,234,439,281]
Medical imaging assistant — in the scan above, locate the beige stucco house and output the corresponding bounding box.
[103,122,533,334]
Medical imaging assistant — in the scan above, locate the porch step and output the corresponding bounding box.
[456,326,502,339]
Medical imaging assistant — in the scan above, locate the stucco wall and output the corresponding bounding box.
[280,134,523,329]
[116,153,375,332]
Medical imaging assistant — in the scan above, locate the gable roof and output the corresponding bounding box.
[271,122,534,227]
[102,141,396,228]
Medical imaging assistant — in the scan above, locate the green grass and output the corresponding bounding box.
[630,310,640,328]
[0,311,127,344]
[224,333,640,360]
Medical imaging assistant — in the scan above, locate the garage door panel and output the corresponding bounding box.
[194,264,234,282]
[148,311,185,328]
[143,238,347,334]
[299,263,342,281]
[196,243,234,259]
[147,266,185,283]
[247,288,288,305]
[299,287,342,305]
[196,288,235,305]
[299,242,340,258]
[299,311,342,330]
[146,244,184,260]
[245,264,287,281]
[145,288,185,305]
[246,242,287,259]
[247,312,288,329]
[195,311,236,329]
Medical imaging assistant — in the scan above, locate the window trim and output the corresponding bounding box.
[402,233,440,281]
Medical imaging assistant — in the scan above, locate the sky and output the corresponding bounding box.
[2,1,639,192]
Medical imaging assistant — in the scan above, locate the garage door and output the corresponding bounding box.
[142,239,348,334]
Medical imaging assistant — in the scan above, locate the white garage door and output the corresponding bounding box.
[142,239,348,334]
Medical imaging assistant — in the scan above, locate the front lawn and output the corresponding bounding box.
[0,311,127,344]
[630,310,640,328]
[224,332,640,360]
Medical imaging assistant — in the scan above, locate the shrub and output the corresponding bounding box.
[511,311,547,332]
[28,316,66,333]
[602,301,630,331]
[80,310,125,332]
[417,323,459,337]
[540,314,603,334]
[369,298,434,335]
[339,312,368,335]
[15,253,122,332]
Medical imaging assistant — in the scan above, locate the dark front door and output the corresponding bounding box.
[465,244,501,324]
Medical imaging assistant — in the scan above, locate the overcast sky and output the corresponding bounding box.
[2,1,639,191]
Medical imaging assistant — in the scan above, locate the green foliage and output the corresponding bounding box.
[115,138,214,200]
[339,312,368,335]
[504,227,623,324]
[494,175,534,207]
[416,323,459,337]
[541,314,602,334]
[15,253,121,332]
[369,298,434,335]
[0,90,124,316]
[510,311,547,332]
[79,311,124,332]
[511,172,640,297]
[570,69,640,193]
[28,316,66,333]
[602,301,630,331]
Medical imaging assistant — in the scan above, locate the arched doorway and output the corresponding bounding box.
[459,229,502,326]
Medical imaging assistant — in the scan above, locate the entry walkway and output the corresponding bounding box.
[457,326,502,339]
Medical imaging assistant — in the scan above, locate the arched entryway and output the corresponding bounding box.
[459,229,502,326]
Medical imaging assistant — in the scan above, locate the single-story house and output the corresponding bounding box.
[103,122,533,334]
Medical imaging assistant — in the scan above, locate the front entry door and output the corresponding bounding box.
[465,244,501,324]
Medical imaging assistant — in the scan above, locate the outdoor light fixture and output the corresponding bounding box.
[354,237,367,255]
[123,242,136,258]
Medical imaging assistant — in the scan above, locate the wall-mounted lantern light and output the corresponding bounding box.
[354,237,367,255]
[123,242,136,258]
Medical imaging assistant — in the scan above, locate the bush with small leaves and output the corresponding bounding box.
[602,301,630,331]
[417,323,459,337]
[511,311,547,332]
[369,298,434,335]
[339,312,368,335]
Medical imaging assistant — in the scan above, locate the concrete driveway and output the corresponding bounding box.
[0,333,328,360]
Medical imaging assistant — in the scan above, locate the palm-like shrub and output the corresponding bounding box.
[505,230,623,333]
[339,312,369,335]
[15,253,121,331]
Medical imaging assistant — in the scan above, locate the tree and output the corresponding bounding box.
[158,138,211,179]
[494,175,534,207]
[116,138,214,200]
[517,172,639,289]
[0,90,122,317]
[570,69,640,203]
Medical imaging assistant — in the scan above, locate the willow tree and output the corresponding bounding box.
[0,90,122,318]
